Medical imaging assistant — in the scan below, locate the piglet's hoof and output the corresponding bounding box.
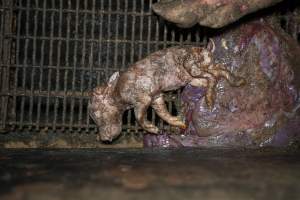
[177,121,187,130]
[143,126,159,134]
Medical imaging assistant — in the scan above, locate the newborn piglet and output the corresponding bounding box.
[89,40,245,141]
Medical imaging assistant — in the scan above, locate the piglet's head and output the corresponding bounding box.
[88,72,122,142]
[184,39,216,76]
[192,39,215,66]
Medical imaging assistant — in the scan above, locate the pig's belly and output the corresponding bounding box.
[160,74,189,92]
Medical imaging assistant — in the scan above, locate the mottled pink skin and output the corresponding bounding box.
[144,19,300,148]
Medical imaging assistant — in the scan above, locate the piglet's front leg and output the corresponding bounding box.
[197,72,217,110]
[190,65,245,110]
[208,64,246,87]
[190,77,217,110]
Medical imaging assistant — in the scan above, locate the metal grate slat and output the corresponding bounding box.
[69,0,80,130]
[0,0,4,130]
[36,0,47,130]
[61,0,71,131]
[86,0,96,131]
[0,0,13,132]
[77,0,87,131]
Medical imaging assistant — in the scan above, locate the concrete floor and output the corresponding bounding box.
[0,148,300,200]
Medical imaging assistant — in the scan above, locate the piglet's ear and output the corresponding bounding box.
[207,38,215,53]
[106,71,120,94]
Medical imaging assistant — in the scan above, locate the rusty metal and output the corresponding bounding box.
[0,0,299,138]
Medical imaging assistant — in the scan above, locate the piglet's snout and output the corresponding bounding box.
[99,125,121,142]
[100,133,113,142]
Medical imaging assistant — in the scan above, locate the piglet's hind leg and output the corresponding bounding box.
[134,95,159,134]
[152,96,186,129]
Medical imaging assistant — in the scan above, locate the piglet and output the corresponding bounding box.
[89,40,245,141]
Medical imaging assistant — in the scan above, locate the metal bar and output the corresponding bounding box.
[163,20,167,49]
[0,3,3,67]
[154,3,159,50]
[28,0,39,129]
[62,0,71,129]
[146,0,152,54]
[45,0,55,127]
[105,0,112,80]
[138,0,144,60]
[53,0,63,130]
[0,1,3,130]
[13,6,154,16]
[69,0,80,129]
[19,0,30,129]
[0,0,13,132]
[36,0,47,130]
[5,121,96,129]
[96,0,104,85]
[5,35,201,45]
[196,25,200,44]
[187,27,192,43]
[113,0,120,69]
[2,64,126,71]
[5,121,143,131]
[130,1,136,64]
[1,89,90,98]
[86,0,95,130]
[0,1,3,65]
[12,0,22,131]
[78,0,88,130]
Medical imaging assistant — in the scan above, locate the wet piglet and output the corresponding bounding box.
[89,40,245,142]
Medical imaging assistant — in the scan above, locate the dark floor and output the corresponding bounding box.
[0,148,300,200]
